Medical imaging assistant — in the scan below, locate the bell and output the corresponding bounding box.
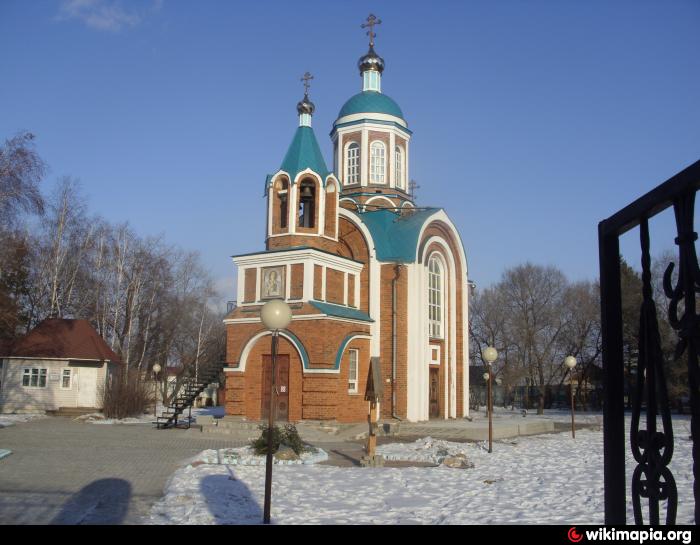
[300,185,313,199]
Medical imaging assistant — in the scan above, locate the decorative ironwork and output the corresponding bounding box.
[663,190,700,524]
[630,218,677,524]
[599,158,700,525]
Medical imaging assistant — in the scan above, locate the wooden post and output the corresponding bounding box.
[367,400,377,457]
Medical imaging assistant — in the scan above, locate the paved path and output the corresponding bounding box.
[0,418,246,524]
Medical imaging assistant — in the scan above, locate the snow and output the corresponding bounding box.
[191,446,328,466]
[147,416,695,525]
[0,413,47,428]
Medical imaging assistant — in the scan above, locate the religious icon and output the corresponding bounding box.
[261,266,285,299]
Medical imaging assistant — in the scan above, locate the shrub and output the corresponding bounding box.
[101,369,151,419]
[250,423,309,456]
[251,424,284,455]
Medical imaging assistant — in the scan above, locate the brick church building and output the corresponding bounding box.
[224,19,471,423]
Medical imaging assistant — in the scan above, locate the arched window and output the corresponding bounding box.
[428,256,443,338]
[277,179,288,229]
[370,141,386,184]
[394,146,404,189]
[346,143,360,185]
[298,179,316,229]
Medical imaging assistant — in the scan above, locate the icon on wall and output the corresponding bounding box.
[261,266,285,299]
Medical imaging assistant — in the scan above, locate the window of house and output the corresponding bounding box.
[346,143,360,185]
[428,256,443,338]
[395,146,404,189]
[61,369,72,389]
[348,349,359,394]
[22,368,47,388]
[370,141,386,184]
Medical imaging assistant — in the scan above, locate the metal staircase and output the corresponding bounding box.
[155,361,224,429]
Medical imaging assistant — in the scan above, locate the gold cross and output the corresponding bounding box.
[301,72,313,96]
[361,14,381,48]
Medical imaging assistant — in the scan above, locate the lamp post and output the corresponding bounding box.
[260,299,292,525]
[482,372,490,417]
[482,346,498,453]
[152,363,162,417]
[565,356,577,438]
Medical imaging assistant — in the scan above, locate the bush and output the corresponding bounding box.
[251,424,284,455]
[101,369,151,419]
[250,423,309,456]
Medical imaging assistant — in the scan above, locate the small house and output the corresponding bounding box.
[0,319,122,413]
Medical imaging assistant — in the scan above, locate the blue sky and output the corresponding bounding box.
[1,1,699,300]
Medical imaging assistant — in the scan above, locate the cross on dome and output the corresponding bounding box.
[301,71,314,97]
[361,14,381,48]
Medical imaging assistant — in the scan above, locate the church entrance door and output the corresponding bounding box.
[261,354,290,421]
[429,367,440,418]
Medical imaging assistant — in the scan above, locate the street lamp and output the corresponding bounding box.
[565,356,577,438]
[482,372,490,417]
[260,299,292,525]
[152,363,162,417]
[482,346,498,453]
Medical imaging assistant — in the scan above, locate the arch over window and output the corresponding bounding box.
[298,179,316,229]
[394,146,404,190]
[346,142,360,185]
[370,141,386,184]
[428,255,444,339]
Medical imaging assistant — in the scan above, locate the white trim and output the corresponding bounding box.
[336,112,407,128]
[364,195,396,209]
[223,314,372,327]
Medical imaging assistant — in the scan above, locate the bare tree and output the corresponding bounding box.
[0,132,45,228]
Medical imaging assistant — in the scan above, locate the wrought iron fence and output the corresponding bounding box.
[599,159,700,525]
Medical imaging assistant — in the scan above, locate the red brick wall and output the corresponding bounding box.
[244,269,256,303]
[225,319,371,422]
[348,275,355,307]
[326,268,344,305]
[324,183,337,238]
[290,264,304,299]
[313,265,323,300]
[378,264,408,419]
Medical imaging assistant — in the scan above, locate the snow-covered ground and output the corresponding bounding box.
[192,446,328,466]
[0,413,47,428]
[147,415,694,525]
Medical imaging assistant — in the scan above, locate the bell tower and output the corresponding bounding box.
[265,73,340,250]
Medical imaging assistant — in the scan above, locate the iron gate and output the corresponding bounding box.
[599,159,700,524]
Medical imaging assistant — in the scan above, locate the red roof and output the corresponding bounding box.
[5,319,122,363]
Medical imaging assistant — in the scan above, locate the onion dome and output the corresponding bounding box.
[297,94,315,116]
[358,45,385,75]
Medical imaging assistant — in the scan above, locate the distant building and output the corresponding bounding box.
[0,319,122,413]
[224,19,471,423]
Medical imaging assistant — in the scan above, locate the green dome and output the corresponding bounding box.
[337,91,404,120]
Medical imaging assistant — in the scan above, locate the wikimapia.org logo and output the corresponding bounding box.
[567,527,693,544]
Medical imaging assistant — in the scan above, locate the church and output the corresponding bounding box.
[223,16,471,423]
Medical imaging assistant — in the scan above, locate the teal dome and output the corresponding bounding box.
[337,91,404,120]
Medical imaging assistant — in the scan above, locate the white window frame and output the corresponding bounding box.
[61,368,72,389]
[428,256,444,339]
[345,142,360,185]
[395,146,404,189]
[348,349,359,394]
[369,141,386,184]
[430,344,441,366]
[22,367,48,388]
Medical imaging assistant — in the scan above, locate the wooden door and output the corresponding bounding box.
[429,367,440,418]
[261,355,290,421]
